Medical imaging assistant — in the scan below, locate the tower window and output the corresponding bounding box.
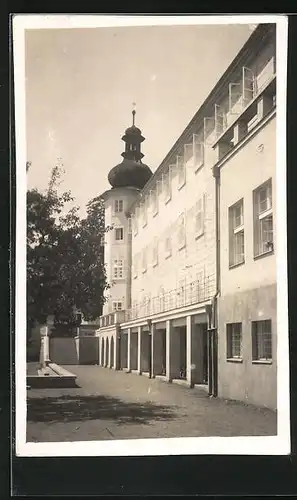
[114,199,123,213]
[115,227,124,241]
[113,259,124,279]
[113,301,123,311]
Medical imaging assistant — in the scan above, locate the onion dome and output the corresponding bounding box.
[108,106,153,190]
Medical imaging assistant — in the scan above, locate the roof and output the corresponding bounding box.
[129,23,276,212]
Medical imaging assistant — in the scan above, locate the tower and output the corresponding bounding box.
[102,107,152,315]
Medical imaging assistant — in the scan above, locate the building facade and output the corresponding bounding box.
[98,23,277,409]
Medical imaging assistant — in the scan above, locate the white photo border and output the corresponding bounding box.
[13,14,290,457]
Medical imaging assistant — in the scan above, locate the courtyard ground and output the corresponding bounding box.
[26,364,277,442]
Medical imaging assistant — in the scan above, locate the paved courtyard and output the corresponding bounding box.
[27,364,277,442]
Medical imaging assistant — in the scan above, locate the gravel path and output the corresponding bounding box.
[26,364,277,442]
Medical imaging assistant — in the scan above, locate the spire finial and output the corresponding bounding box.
[132,101,136,126]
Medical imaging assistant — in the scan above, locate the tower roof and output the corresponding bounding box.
[108,106,153,190]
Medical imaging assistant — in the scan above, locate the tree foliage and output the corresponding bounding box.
[27,165,109,331]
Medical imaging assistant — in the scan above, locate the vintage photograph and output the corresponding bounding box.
[14,15,290,456]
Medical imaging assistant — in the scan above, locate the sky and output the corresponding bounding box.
[25,22,255,215]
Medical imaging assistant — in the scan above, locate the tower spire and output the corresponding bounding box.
[132,102,136,126]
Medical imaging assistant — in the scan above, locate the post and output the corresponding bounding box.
[43,325,50,366]
[147,319,152,379]
[116,326,121,370]
[165,320,172,382]
[186,315,193,387]
[137,326,142,374]
[127,328,131,372]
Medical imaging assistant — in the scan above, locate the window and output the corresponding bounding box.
[113,259,124,279]
[242,66,256,107]
[133,212,138,236]
[113,301,123,311]
[177,278,186,307]
[195,196,205,238]
[177,155,186,188]
[229,199,244,267]
[184,143,193,166]
[247,112,259,132]
[152,238,158,267]
[165,234,172,258]
[115,227,124,241]
[253,179,273,257]
[252,320,272,361]
[193,134,204,171]
[151,189,158,216]
[178,213,186,250]
[163,171,171,203]
[128,218,132,234]
[144,293,151,316]
[215,103,227,138]
[139,201,147,228]
[226,323,242,359]
[114,199,123,213]
[142,248,147,273]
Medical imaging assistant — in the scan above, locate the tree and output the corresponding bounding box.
[27,164,110,334]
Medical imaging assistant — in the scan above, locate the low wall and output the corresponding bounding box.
[76,336,99,365]
[27,324,42,362]
[49,337,79,365]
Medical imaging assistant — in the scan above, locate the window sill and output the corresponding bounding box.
[178,180,186,191]
[195,163,204,174]
[254,250,274,261]
[226,358,243,363]
[229,260,245,270]
[142,269,147,274]
[152,210,158,218]
[178,243,186,251]
[195,231,204,241]
[252,359,272,365]
[165,196,171,205]
[142,223,147,229]
[152,262,158,268]
[165,253,172,260]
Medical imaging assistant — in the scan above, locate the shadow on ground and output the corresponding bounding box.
[27,394,179,425]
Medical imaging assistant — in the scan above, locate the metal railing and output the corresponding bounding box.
[125,275,216,322]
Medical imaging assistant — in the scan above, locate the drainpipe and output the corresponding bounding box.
[210,164,221,398]
[147,319,152,379]
[213,164,221,326]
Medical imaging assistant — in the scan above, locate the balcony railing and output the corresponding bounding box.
[99,310,126,329]
[125,275,216,322]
